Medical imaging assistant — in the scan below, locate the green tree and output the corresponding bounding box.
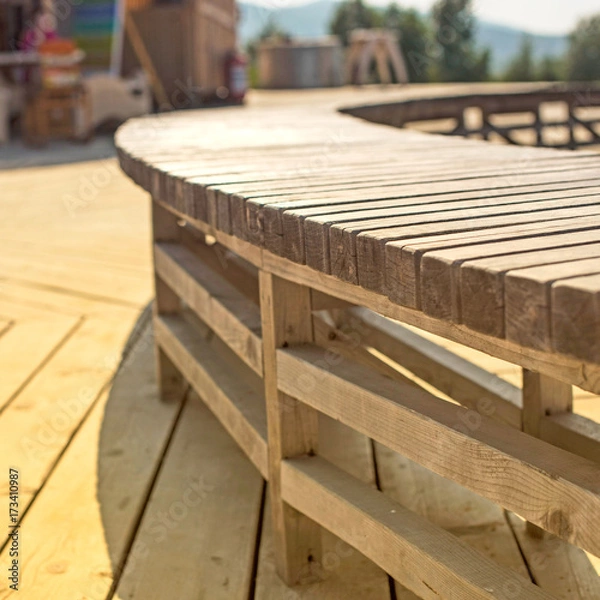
[330,0,382,46]
[430,0,490,82]
[565,14,600,81]
[503,35,535,81]
[383,4,430,83]
[536,55,563,81]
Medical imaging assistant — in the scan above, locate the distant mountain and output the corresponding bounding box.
[238,0,568,74]
[478,21,567,72]
[239,0,337,41]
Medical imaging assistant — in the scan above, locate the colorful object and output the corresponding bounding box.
[39,39,85,88]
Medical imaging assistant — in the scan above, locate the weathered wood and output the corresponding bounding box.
[540,412,600,464]
[115,392,264,600]
[117,91,600,593]
[522,371,573,439]
[277,344,600,555]
[154,312,268,478]
[374,444,534,595]
[522,370,574,537]
[152,199,185,402]
[281,455,554,599]
[552,273,600,363]
[345,308,523,427]
[154,242,263,375]
[385,216,600,309]
[254,415,393,597]
[259,272,323,584]
[505,258,600,351]
[263,250,600,395]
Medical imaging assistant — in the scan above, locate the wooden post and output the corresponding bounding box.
[259,271,322,585]
[534,106,544,146]
[522,369,573,537]
[152,199,185,402]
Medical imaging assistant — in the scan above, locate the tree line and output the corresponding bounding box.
[329,0,600,83]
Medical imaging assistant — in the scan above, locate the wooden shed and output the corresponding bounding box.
[118,0,238,106]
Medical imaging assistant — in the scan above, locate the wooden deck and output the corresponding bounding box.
[0,86,599,599]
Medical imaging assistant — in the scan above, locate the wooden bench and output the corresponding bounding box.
[116,92,600,598]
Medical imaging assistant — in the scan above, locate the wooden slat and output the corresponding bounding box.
[505,259,600,352]
[254,417,393,597]
[329,196,600,287]
[153,312,268,478]
[276,344,600,555]
[262,250,600,395]
[421,237,600,328]
[154,242,263,375]
[540,412,600,463]
[374,444,537,597]
[287,173,600,272]
[0,323,184,599]
[115,392,264,600]
[281,455,553,599]
[343,308,522,427]
[236,157,600,244]
[271,180,600,267]
[552,273,600,363]
[385,217,600,309]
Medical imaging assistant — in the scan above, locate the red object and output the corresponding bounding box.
[225,52,248,102]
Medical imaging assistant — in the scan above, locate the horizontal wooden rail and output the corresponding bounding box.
[154,242,264,376]
[277,343,600,556]
[281,455,553,600]
[540,412,600,464]
[154,312,268,478]
[343,308,523,427]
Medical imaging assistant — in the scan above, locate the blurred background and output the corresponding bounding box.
[1,0,600,151]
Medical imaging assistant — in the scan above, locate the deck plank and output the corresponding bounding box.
[0,317,81,413]
[114,390,264,600]
[0,322,184,600]
[0,313,141,522]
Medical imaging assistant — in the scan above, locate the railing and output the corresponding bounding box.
[342,85,600,149]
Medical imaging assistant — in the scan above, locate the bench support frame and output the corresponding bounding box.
[150,198,600,595]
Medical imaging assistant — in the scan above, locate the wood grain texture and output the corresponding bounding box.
[118,100,600,366]
[277,344,600,556]
[114,392,264,600]
[281,456,554,599]
[154,242,263,375]
[0,322,184,600]
[154,312,268,478]
[259,272,322,584]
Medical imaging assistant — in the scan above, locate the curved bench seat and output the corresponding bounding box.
[116,93,600,376]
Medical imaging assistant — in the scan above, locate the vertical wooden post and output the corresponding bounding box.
[522,369,573,537]
[534,106,544,147]
[259,271,322,585]
[152,199,185,402]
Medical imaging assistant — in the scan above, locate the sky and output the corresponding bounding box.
[247,0,600,35]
